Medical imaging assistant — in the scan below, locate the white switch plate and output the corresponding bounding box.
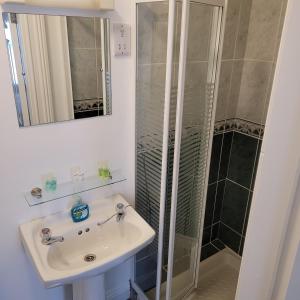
[113,23,131,57]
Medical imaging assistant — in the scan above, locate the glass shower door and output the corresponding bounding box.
[166,1,225,299]
[135,0,226,299]
[135,1,170,297]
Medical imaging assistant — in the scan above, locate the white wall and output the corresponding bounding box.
[0,1,135,300]
[271,177,300,300]
[286,248,300,300]
[235,0,300,299]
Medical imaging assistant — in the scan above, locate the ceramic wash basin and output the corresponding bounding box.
[20,194,155,288]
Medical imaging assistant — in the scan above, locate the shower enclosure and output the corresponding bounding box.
[134,0,226,299]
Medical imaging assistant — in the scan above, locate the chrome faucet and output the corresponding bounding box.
[116,203,126,222]
[41,228,64,245]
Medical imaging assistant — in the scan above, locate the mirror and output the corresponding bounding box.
[2,13,112,127]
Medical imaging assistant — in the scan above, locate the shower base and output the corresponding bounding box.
[145,247,240,300]
[188,247,241,300]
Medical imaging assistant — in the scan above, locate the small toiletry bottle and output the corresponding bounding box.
[43,173,57,192]
[98,161,112,180]
[71,166,85,195]
[71,166,85,183]
[71,196,90,223]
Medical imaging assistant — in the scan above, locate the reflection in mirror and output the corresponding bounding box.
[2,13,112,127]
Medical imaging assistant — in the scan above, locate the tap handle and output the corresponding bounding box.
[116,203,125,214]
[41,228,51,239]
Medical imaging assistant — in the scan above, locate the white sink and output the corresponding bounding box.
[20,194,155,298]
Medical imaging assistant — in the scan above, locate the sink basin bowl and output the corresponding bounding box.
[20,194,155,288]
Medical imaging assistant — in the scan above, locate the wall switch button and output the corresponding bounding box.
[113,23,131,56]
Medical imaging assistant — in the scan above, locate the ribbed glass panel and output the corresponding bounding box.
[135,2,169,294]
[135,1,223,299]
[168,4,222,299]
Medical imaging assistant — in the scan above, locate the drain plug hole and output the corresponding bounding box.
[84,254,96,262]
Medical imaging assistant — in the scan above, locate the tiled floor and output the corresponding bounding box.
[189,248,240,300]
[190,264,239,300]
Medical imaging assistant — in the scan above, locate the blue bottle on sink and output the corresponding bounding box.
[71,197,89,223]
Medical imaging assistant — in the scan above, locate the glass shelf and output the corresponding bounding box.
[25,170,126,207]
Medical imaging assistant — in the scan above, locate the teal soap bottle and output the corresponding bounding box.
[43,173,57,192]
[71,196,89,223]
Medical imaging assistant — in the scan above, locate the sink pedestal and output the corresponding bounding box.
[73,274,105,300]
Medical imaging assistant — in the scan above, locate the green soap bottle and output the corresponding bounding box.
[98,161,112,180]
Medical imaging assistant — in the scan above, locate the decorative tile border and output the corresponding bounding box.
[214,120,226,135]
[215,118,264,139]
[73,99,103,113]
[138,118,263,154]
